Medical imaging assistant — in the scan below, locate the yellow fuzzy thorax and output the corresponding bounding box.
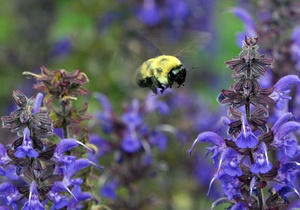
[140,55,182,85]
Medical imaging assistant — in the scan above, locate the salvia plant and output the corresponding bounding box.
[189,36,300,209]
[0,67,102,210]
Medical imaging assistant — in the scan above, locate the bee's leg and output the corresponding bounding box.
[149,85,158,94]
[151,76,163,94]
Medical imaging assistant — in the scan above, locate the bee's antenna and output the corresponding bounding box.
[187,66,198,72]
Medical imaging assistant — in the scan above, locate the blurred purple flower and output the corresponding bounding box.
[122,99,143,128]
[0,207,12,210]
[99,12,123,33]
[149,131,168,151]
[165,0,190,23]
[193,153,216,191]
[88,134,110,162]
[51,38,72,57]
[231,7,257,47]
[94,93,113,133]
[121,130,142,153]
[0,167,5,176]
[291,26,300,70]
[136,0,161,26]
[144,92,170,115]
[100,181,118,200]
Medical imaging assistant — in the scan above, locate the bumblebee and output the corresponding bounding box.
[136,55,187,94]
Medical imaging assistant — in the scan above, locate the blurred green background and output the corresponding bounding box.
[0,0,243,111]
[0,0,249,209]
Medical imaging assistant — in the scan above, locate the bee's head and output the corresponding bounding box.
[169,65,187,87]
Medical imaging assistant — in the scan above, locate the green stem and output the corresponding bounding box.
[61,100,68,139]
[245,102,251,120]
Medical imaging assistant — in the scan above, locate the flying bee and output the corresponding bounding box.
[135,55,187,94]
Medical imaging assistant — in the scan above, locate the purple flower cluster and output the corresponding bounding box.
[0,68,101,209]
[231,1,300,117]
[92,92,178,209]
[189,37,300,209]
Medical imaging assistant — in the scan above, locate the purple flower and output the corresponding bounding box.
[0,167,5,176]
[235,114,258,149]
[122,99,143,128]
[250,143,273,174]
[0,182,20,210]
[150,124,178,151]
[165,0,190,20]
[221,149,242,177]
[121,130,142,153]
[231,202,248,210]
[14,128,39,158]
[0,143,11,165]
[32,93,43,114]
[51,38,72,57]
[88,134,110,162]
[67,185,92,209]
[270,75,300,110]
[219,174,241,200]
[0,207,12,210]
[52,138,94,168]
[144,91,170,115]
[23,182,44,210]
[100,181,118,200]
[136,0,161,26]
[62,159,102,188]
[291,26,300,70]
[94,93,113,133]
[149,130,168,151]
[271,116,300,158]
[47,182,69,210]
[5,165,18,180]
[230,7,257,47]
[189,131,226,166]
[279,186,300,201]
[276,162,300,188]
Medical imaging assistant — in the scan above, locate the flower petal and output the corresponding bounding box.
[275,121,300,140]
[33,93,43,114]
[274,75,300,92]
[272,112,293,133]
[188,132,224,155]
[55,139,94,155]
